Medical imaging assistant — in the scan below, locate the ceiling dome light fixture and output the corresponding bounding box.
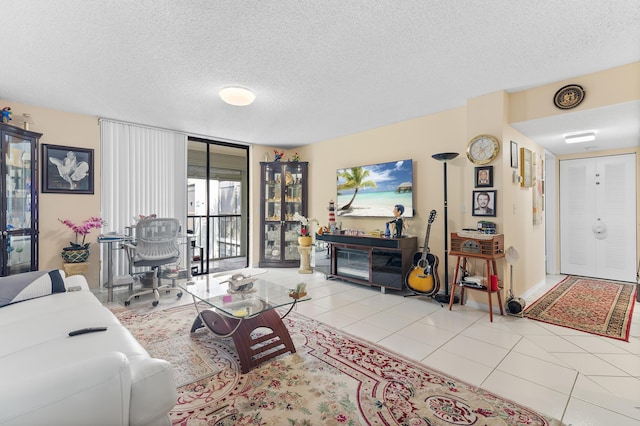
[564,130,597,144]
[219,86,256,106]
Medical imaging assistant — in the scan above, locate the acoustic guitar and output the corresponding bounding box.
[405,210,440,295]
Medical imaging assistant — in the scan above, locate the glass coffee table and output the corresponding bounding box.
[179,272,310,373]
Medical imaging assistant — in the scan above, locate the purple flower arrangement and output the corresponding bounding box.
[59,217,106,249]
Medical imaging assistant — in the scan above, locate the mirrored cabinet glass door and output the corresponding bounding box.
[0,123,39,276]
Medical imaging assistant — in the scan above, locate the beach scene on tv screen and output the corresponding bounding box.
[336,159,414,217]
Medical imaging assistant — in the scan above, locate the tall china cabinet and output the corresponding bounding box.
[259,161,308,267]
[0,123,40,276]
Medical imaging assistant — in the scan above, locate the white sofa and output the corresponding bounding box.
[0,270,177,426]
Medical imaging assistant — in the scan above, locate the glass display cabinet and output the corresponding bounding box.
[0,123,40,276]
[259,161,308,267]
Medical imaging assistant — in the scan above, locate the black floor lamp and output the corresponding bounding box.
[432,152,459,304]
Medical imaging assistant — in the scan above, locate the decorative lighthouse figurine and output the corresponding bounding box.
[328,200,336,233]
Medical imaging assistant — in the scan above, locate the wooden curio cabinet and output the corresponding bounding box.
[0,123,40,276]
[259,161,308,267]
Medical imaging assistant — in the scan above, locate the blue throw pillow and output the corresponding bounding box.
[0,270,66,308]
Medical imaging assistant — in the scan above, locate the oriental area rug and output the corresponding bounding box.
[113,304,561,426]
[524,275,636,341]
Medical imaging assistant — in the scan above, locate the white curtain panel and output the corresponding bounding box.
[99,119,187,284]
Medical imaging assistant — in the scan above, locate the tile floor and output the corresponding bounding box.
[102,269,640,425]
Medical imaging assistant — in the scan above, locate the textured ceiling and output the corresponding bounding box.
[1,1,639,154]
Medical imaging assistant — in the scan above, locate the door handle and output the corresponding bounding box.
[592,219,607,240]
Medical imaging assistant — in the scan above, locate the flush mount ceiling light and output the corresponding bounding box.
[564,130,597,144]
[219,86,255,106]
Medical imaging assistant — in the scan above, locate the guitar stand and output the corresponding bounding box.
[404,291,443,307]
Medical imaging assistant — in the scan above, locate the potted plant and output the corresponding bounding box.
[59,217,106,263]
[293,213,317,247]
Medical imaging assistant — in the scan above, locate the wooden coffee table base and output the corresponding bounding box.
[191,308,296,374]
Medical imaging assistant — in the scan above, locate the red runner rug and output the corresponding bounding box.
[114,304,561,425]
[524,275,636,341]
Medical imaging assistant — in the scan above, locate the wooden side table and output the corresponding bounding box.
[63,262,89,277]
[449,256,504,322]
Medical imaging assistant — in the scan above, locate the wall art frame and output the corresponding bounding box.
[474,165,493,188]
[520,147,532,188]
[472,189,497,217]
[336,158,414,217]
[510,141,519,169]
[42,144,94,194]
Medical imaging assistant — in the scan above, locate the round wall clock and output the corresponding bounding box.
[466,134,500,165]
[553,84,585,109]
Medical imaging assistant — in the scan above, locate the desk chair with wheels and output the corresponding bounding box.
[123,218,183,307]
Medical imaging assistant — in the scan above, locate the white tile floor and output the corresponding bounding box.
[103,269,640,425]
[263,269,640,425]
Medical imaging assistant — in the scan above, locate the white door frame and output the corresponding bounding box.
[544,150,558,275]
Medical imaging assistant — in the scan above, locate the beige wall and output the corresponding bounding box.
[500,124,546,298]
[301,106,468,242]
[253,93,547,304]
[510,62,640,124]
[0,100,101,288]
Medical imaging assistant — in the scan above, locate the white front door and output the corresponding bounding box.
[560,154,636,282]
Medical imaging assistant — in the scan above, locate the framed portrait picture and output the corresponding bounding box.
[42,144,94,194]
[520,147,532,188]
[510,141,518,169]
[472,190,497,217]
[474,166,493,188]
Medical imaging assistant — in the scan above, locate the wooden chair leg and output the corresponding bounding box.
[449,256,462,309]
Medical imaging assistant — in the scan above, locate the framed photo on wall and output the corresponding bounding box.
[472,190,497,217]
[42,144,94,194]
[474,166,493,188]
[510,141,519,168]
[520,147,532,188]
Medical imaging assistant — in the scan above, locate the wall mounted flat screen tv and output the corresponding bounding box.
[336,159,414,218]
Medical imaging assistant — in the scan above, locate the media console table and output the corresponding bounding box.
[316,233,417,293]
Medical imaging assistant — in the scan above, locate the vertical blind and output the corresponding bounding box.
[99,119,187,283]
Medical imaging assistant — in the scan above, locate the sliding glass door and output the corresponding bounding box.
[187,138,248,274]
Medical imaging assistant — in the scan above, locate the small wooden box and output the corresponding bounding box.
[450,233,504,259]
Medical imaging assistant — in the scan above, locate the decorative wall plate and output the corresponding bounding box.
[553,84,585,109]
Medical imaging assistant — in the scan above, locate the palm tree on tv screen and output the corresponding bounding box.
[337,167,377,211]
